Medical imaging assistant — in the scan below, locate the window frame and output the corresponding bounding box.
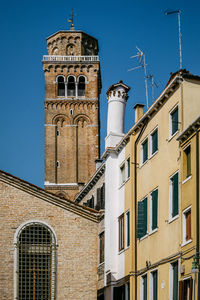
[150,269,158,300]
[99,231,105,264]
[150,188,158,233]
[141,137,148,165]
[141,273,148,300]
[125,210,130,248]
[169,261,179,300]
[126,157,130,180]
[120,163,125,186]
[150,127,158,157]
[183,144,191,180]
[14,221,57,300]
[169,171,179,222]
[118,214,124,252]
[182,206,192,246]
[137,196,148,239]
[169,105,179,139]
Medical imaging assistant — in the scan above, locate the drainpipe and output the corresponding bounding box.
[196,129,200,300]
[134,120,148,300]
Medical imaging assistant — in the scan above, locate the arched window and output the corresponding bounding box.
[57,76,65,96]
[78,76,86,96]
[67,76,76,97]
[16,222,56,300]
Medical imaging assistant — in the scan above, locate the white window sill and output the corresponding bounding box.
[168,130,179,142]
[182,175,192,185]
[150,150,158,159]
[98,262,105,267]
[149,228,158,236]
[181,239,192,247]
[119,182,125,189]
[139,233,148,241]
[168,214,179,224]
[125,245,130,251]
[118,248,125,255]
[140,159,148,168]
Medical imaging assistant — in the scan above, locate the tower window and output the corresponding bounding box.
[78,76,86,96]
[57,76,65,96]
[67,76,76,97]
[17,223,56,300]
[56,161,60,167]
[70,109,73,116]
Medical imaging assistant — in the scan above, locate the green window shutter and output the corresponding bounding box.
[126,211,130,247]
[152,130,158,154]
[172,107,178,135]
[172,173,179,217]
[173,262,178,300]
[153,271,158,300]
[143,139,148,163]
[152,189,158,230]
[137,198,147,238]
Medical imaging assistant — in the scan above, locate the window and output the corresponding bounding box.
[141,274,147,300]
[184,145,191,178]
[78,76,86,96]
[142,138,148,164]
[67,76,76,96]
[96,183,105,210]
[57,76,65,96]
[150,189,158,232]
[126,157,130,179]
[120,164,125,185]
[137,197,148,239]
[99,232,104,264]
[179,278,193,300]
[119,214,124,251]
[56,161,60,167]
[150,270,158,300]
[183,207,192,244]
[16,222,56,300]
[170,172,179,219]
[126,211,130,247]
[170,261,178,300]
[150,128,158,156]
[170,106,179,137]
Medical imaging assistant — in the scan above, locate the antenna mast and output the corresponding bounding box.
[128,47,149,108]
[165,10,182,69]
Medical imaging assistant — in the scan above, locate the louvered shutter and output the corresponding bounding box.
[172,173,179,217]
[152,189,158,230]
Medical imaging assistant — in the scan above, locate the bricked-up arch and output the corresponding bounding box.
[74,115,91,183]
[14,222,56,300]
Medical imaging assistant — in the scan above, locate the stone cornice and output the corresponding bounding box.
[0,170,99,223]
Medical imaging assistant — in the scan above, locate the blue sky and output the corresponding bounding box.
[0,0,200,187]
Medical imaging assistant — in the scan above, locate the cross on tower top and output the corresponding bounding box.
[68,9,75,30]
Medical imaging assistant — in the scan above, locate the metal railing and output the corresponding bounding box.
[43,55,99,62]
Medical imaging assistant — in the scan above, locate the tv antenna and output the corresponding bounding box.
[128,47,149,108]
[165,9,182,69]
[146,75,159,102]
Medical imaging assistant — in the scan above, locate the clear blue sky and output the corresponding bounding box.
[0,0,200,187]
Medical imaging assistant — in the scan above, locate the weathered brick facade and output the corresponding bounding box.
[43,29,102,200]
[0,171,99,300]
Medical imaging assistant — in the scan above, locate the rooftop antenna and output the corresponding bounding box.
[146,74,159,102]
[128,47,149,108]
[68,8,76,30]
[165,10,182,69]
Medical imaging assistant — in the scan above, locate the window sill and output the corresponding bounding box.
[125,245,130,251]
[125,177,130,183]
[140,159,148,168]
[181,239,192,247]
[118,248,125,255]
[98,262,105,267]
[139,233,148,241]
[182,175,192,185]
[119,182,125,189]
[168,130,179,142]
[149,228,158,236]
[168,214,179,224]
[150,150,158,159]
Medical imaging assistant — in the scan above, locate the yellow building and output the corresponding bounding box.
[122,70,200,300]
[177,116,200,299]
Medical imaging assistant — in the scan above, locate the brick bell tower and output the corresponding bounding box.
[43,21,101,200]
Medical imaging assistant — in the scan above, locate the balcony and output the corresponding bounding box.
[43,55,99,62]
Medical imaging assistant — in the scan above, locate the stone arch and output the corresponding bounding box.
[66,43,75,55]
[52,114,70,127]
[73,114,90,126]
[56,191,69,200]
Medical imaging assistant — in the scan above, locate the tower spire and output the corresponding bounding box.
[68,9,75,30]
